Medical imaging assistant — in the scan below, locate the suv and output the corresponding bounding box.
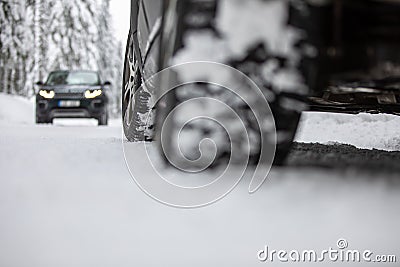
[122,0,400,165]
[36,70,110,125]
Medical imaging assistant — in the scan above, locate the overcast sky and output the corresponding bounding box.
[110,1,130,45]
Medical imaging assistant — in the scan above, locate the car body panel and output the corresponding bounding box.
[128,0,400,117]
[135,0,162,75]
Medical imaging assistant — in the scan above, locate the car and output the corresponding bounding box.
[36,70,110,125]
[122,0,400,166]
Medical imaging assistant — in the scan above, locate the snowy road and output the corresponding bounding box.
[1,94,400,266]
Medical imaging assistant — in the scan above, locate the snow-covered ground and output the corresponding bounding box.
[0,93,35,125]
[0,93,400,266]
[296,112,400,151]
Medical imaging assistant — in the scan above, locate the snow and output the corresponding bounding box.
[1,94,400,266]
[296,112,400,151]
[109,1,130,44]
[0,93,34,125]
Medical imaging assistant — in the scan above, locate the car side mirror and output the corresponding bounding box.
[35,81,44,86]
[104,81,112,86]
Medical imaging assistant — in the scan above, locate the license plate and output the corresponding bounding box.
[377,94,396,104]
[58,100,80,107]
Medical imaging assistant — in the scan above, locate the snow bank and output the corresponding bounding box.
[0,93,34,125]
[296,112,400,151]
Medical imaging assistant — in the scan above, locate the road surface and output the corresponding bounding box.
[0,94,399,266]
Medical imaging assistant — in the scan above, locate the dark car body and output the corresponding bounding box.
[36,70,109,125]
[128,0,400,114]
[293,0,400,115]
[123,0,400,165]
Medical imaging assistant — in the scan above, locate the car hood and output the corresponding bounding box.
[40,85,102,93]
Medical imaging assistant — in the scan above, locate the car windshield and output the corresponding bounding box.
[46,71,100,86]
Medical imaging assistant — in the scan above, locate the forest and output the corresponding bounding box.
[0,0,123,115]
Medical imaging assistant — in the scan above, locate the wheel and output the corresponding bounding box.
[156,0,313,166]
[98,112,108,126]
[122,32,153,141]
[36,116,44,124]
[36,116,52,124]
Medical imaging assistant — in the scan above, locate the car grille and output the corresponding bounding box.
[54,92,83,99]
[50,108,90,118]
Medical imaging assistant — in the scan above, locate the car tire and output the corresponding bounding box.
[36,116,44,124]
[156,0,312,166]
[36,116,52,124]
[122,32,153,141]
[98,112,108,126]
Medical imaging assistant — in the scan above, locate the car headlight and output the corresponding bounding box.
[85,89,102,99]
[39,90,55,99]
